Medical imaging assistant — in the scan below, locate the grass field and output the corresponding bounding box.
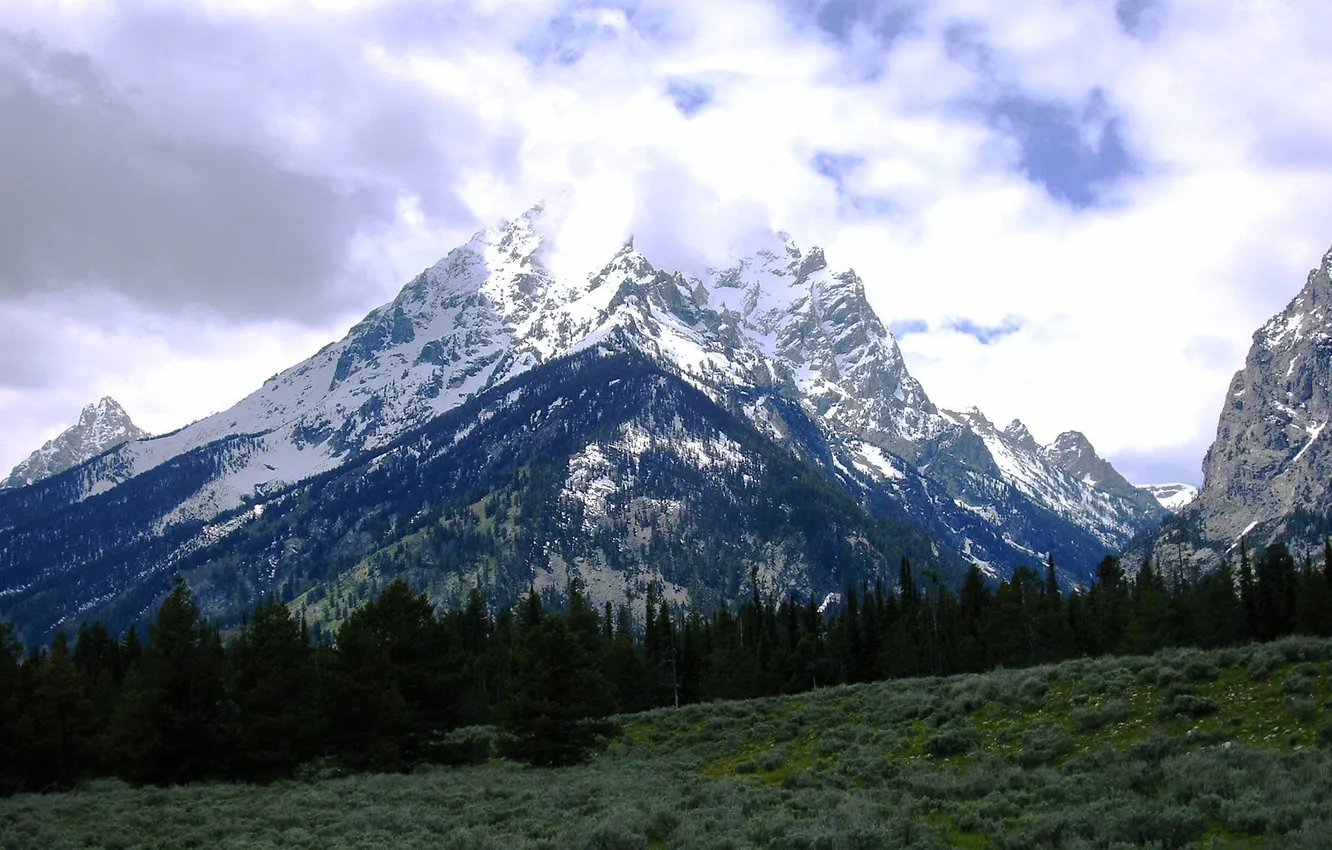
[4,636,1331,849]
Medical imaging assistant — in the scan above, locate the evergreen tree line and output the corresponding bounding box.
[2,538,1331,794]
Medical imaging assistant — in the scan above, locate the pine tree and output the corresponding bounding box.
[227,595,319,781]
[899,557,917,606]
[1324,536,1332,586]
[1124,558,1170,655]
[1238,542,1258,639]
[0,622,30,795]
[1255,542,1297,639]
[108,577,228,784]
[983,567,1040,666]
[521,584,543,632]
[1294,551,1332,637]
[30,633,98,787]
[1035,555,1073,662]
[326,578,457,771]
[1195,560,1244,648]
[498,615,613,766]
[957,566,990,672]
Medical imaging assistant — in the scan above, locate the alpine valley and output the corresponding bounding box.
[0,205,1175,642]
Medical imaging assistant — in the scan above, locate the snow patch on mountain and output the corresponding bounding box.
[1141,483,1199,512]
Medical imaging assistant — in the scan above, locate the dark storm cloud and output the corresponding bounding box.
[0,36,396,322]
[0,0,525,325]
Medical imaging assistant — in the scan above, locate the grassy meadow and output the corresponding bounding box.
[4,636,1332,850]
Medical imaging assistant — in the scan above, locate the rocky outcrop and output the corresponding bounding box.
[1151,242,1332,566]
[2,398,149,489]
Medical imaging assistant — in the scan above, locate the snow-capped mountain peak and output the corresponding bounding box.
[1039,429,1155,508]
[2,397,150,489]
[1003,419,1038,450]
[1,205,1166,636]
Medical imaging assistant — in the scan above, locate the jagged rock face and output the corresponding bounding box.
[1043,430,1163,512]
[1161,243,1332,563]
[1140,242,1332,571]
[0,205,1164,639]
[1,398,149,489]
[911,409,1163,566]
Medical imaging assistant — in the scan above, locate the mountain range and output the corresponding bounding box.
[0,205,1232,641]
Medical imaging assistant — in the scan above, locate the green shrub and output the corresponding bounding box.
[580,817,648,850]
[1246,647,1284,680]
[1184,658,1220,682]
[924,722,981,758]
[815,730,848,757]
[1129,734,1183,763]
[1286,696,1318,721]
[1072,699,1131,731]
[1318,717,1332,748]
[1157,693,1218,720]
[1018,671,1051,702]
[435,726,495,766]
[1278,636,1330,662]
[1284,664,1320,695]
[1016,721,1074,767]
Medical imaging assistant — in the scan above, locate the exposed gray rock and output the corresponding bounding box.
[1043,430,1163,513]
[2,397,149,489]
[1149,241,1332,566]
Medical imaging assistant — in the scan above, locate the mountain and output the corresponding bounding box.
[1141,483,1199,512]
[1148,241,1332,568]
[0,205,1162,641]
[1,398,149,490]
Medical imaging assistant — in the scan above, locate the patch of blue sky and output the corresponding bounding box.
[666,81,714,117]
[889,318,929,337]
[516,1,683,67]
[810,150,897,217]
[1114,0,1166,40]
[949,317,1022,345]
[990,90,1140,210]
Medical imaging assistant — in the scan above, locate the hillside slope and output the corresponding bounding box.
[3,637,1330,849]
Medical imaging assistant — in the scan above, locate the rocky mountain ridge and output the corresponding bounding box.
[1149,242,1332,567]
[0,205,1167,639]
[1,398,149,490]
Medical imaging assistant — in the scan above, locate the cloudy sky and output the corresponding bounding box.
[1,0,1330,486]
